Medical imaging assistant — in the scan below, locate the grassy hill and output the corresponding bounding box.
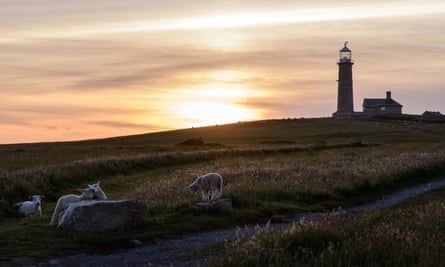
[1,117,445,265]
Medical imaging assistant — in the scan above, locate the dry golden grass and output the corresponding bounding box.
[216,188,445,266]
[131,144,445,211]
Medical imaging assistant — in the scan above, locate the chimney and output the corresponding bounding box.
[386,91,391,100]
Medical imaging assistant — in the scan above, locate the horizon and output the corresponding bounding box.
[2,1,445,144]
[0,114,430,146]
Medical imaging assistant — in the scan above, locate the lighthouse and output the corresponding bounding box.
[333,42,354,117]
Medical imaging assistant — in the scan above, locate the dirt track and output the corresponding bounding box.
[30,178,445,267]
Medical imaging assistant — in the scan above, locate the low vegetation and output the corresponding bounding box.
[214,187,445,266]
[0,117,444,266]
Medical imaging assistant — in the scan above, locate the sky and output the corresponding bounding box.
[1,0,445,144]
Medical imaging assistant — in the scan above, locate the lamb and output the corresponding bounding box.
[13,195,44,217]
[186,172,223,202]
[49,187,96,226]
[88,181,108,199]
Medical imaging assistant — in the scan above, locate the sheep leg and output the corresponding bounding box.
[201,191,207,202]
[212,189,220,200]
[49,212,58,225]
[50,204,63,225]
[210,191,216,202]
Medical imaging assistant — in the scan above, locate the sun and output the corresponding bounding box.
[179,101,256,126]
[170,72,265,128]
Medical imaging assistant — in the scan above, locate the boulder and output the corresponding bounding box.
[191,198,233,212]
[58,200,147,232]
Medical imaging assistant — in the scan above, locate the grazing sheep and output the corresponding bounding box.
[88,181,108,199]
[49,188,95,226]
[13,195,44,217]
[187,173,223,202]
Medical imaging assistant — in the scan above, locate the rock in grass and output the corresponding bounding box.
[192,198,233,212]
[58,200,147,232]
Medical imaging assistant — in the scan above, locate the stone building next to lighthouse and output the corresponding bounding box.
[333,42,403,118]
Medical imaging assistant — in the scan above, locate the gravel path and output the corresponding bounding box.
[30,178,445,267]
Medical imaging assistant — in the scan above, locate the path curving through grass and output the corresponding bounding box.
[32,177,445,267]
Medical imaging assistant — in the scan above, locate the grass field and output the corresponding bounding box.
[214,186,445,267]
[1,117,445,266]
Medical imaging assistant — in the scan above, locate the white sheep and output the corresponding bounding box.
[13,195,44,217]
[88,180,108,199]
[49,187,96,226]
[186,173,223,202]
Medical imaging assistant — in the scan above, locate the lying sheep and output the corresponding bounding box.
[186,173,223,202]
[49,187,96,226]
[88,181,108,199]
[13,195,44,217]
[49,181,109,226]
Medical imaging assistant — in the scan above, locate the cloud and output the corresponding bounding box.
[87,120,161,130]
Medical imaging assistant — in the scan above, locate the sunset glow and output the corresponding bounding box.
[2,1,445,144]
[178,101,257,127]
[171,82,263,127]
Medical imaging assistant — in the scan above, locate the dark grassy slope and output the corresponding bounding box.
[1,117,442,170]
[0,117,444,266]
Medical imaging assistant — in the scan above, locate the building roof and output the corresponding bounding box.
[363,98,402,107]
[421,111,445,121]
[422,111,443,117]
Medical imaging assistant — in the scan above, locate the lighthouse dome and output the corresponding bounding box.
[339,45,351,53]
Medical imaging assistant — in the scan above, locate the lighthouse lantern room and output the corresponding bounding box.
[339,41,352,63]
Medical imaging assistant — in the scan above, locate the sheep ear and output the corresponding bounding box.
[29,195,33,200]
[96,181,100,185]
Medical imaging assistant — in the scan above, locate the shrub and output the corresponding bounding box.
[176,138,205,146]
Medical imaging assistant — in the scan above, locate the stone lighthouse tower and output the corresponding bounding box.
[333,42,354,117]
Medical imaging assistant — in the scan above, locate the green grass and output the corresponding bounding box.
[1,117,445,266]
